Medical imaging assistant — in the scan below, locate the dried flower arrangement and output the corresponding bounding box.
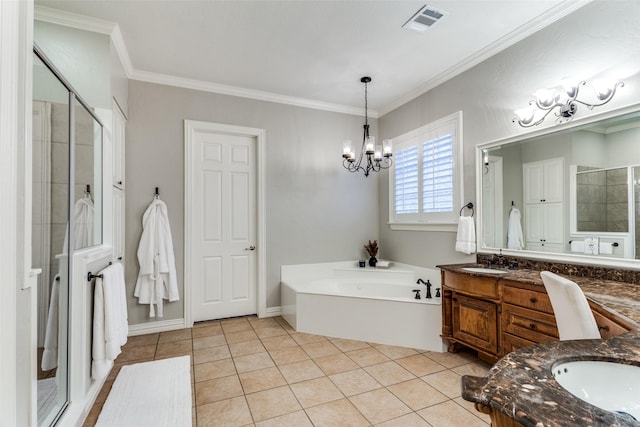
[364,240,379,258]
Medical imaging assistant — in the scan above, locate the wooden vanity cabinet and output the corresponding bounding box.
[441,271,501,361]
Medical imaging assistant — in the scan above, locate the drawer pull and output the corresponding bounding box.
[598,325,609,331]
[529,323,537,330]
[529,297,538,303]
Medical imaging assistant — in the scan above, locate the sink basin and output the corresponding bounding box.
[462,267,508,274]
[553,361,640,420]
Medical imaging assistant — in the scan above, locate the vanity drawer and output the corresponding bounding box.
[503,286,554,314]
[502,332,536,355]
[502,304,559,343]
[443,271,500,299]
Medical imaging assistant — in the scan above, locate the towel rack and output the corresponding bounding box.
[569,240,618,247]
[459,202,474,217]
[87,272,103,282]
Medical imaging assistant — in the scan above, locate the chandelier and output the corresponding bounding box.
[342,77,392,177]
[513,79,624,127]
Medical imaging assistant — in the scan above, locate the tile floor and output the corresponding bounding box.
[83,316,492,427]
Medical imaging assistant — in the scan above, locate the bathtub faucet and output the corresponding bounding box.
[416,279,432,299]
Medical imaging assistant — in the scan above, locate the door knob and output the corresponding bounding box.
[244,245,256,251]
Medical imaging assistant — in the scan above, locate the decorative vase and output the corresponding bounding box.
[369,256,377,267]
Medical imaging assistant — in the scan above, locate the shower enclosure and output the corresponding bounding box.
[33,45,103,426]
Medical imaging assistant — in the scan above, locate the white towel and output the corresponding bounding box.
[506,208,524,250]
[92,263,128,379]
[63,197,94,252]
[455,216,476,254]
[570,240,585,252]
[599,242,614,255]
[41,275,60,371]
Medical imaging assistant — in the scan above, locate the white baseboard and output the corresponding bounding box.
[128,318,186,336]
[264,306,281,317]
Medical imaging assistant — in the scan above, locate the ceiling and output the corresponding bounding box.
[36,0,589,116]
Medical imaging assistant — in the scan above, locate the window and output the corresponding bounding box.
[389,111,463,230]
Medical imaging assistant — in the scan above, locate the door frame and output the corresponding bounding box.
[184,120,266,326]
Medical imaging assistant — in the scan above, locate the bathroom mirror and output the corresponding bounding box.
[477,107,640,262]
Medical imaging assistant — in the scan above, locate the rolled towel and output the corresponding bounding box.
[455,216,476,254]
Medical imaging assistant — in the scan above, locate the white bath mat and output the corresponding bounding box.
[96,356,192,427]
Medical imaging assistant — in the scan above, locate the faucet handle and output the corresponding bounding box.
[412,289,421,299]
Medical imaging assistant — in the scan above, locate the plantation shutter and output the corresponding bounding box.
[394,145,419,214]
[423,134,454,213]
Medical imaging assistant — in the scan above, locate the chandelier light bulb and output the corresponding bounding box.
[561,78,580,98]
[342,140,352,158]
[374,145,382,161]
[534,88,557,108]
[592,79,614,100]
[383,139,393,157]
[515,106,535,124]
[365,136,375,154]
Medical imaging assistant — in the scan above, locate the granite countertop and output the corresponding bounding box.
[461,330,640,427]
[438,263,640,324]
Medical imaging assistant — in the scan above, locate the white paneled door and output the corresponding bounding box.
[186,121,258,322]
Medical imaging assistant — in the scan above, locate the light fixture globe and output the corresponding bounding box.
[342,76,392,177]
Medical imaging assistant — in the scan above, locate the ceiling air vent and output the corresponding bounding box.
[403,5,446,32]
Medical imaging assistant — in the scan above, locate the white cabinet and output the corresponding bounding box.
[523,158,564,252]
[112,100,126,261]
[524,158,563,204]
[112,101,126,189]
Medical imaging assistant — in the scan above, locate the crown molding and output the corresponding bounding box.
[35,5,114,34]
[378,0,593,117]
[129,69,373,117]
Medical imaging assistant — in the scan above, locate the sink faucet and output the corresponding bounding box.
[494,249,505,268]
[416,279,432,299]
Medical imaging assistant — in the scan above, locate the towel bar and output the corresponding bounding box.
[87,272,103,282]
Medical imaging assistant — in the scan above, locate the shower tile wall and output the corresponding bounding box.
[576,167,628,233]
[606,168,629,232]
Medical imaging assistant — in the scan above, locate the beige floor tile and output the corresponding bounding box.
[245,385,301,422]
[453,397,492,424]
[290,332,328,345]
[196,396,253,427]
[226,330,259,344]
[193,334,227,350]
[248,317,280,329]
[115,344,156,363]
[418,400,488,427]
[387,378,449,411]
[195,375,244,406]
[289,377,343,408]
[452,361,492,377]
[193,345,231,364]
[155,351,194,364]
[305,398,370,427]
[255,326,287,339]
[346,347,391,367]
[349,388,411,424]
[261,335,298,351]
[395,354,447,377]
[375,412,432,427]
[314,352,359,376]
[229,340,267,357]
[234,352,275,373]
[158,328,192,343]
[364,361,415,386]
[421,369,463,398]
[192,324,223,338]
[424,350,475,369]
[329,368,382,397]
[239,367,286,394]
[194,358,237,382]
[254,410,312,427]
[223,321,254,333]
[374,344,420,360]
[268,346,309,366]
[155,338,192,358]
[124,333,158,348]
[221,317,251,326]
[277,359,324,384]
[301,340,341,359]
[330,338,371,352]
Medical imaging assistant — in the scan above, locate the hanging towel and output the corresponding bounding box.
[455,216,476,254]
[134,198,179,318]
[63,196,94,252]
[41,274,60,371]
[507,208,524,250]
[92,263,128,380]
[570,240,585,252]
[600,242,614,255]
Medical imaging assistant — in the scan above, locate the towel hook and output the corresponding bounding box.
[459,202,474,217]
[154,187,160,199]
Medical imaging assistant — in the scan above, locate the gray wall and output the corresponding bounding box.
[125,82,379,324]
[378,0,640,269]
